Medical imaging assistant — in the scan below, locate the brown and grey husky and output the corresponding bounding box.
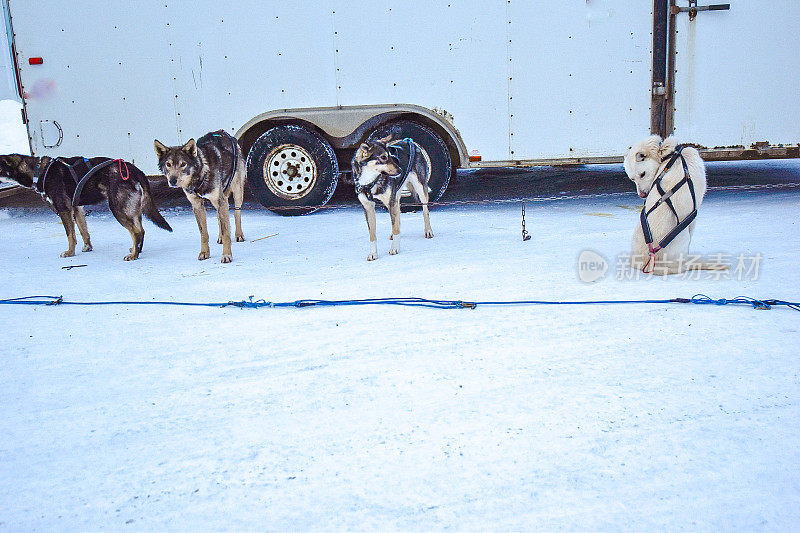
[0,154,172,260]
[351,135,434,261]
[154,130,245,263]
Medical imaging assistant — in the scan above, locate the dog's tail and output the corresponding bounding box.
[141,177,172,232]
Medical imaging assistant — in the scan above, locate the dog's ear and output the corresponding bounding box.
[356,143,372,160]
[641,135,663,159]
[154,140,169,159]
[182,138,198,158]
[658,136,678,159]
[377,134,393,144]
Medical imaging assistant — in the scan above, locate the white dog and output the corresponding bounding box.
[623,135,727,274]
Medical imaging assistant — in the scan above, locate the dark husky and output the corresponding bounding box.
[351,135,434,261]
[0,154,172,260]
[154,131,245,263]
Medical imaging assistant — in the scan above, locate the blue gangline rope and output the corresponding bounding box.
[0,294,797,312]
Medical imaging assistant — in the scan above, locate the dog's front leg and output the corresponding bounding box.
[358,193,378,261]
[188,193,210,260]
[73,207,93,252]
[388,197,401,255]
[58,210,77,257]
[211,195,233,263]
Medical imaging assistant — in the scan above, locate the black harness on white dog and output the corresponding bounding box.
[639,144,698,272]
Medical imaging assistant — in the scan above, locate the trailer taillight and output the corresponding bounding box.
[28,57,43,65]
[469,150,482,162]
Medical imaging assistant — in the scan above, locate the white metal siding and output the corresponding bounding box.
[12,3,177,166]
[508,2,653,159]
[672,0,800,148]
[333,3,510,161]
[167,4,339,136]
[19,1,784,174]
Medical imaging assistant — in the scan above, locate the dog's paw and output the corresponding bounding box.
[425,230,434,239]
[236,234,245,242]
[221,254,232,263]
[367,253,378,261]
[389,247,399,255]
[82,243,93,252]
[124,253,138,261]
[60,250,75,258]
[198,251,210,261]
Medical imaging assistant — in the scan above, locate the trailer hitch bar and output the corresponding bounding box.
[671,2,730,21]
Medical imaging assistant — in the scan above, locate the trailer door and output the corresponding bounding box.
[671,0,800,148]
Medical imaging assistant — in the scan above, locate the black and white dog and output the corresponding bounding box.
[351,135,434,261]
[154,130,245,263]
[0,154,172,260]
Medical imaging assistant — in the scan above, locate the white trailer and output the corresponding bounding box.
[4,1,799,212]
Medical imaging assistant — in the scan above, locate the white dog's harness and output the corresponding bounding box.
[640,145,698,272]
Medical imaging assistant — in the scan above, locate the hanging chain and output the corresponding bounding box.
[521,202,531,241]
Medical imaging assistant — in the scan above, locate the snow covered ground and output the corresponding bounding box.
[1,183,799,530]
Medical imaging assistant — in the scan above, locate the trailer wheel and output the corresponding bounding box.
[246,125,339,216]
[366,120,453,204]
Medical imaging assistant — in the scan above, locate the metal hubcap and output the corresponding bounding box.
[263,144,317,200]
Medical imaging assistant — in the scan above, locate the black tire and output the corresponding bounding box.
[246,125,339,216]
[366,120,453,204]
